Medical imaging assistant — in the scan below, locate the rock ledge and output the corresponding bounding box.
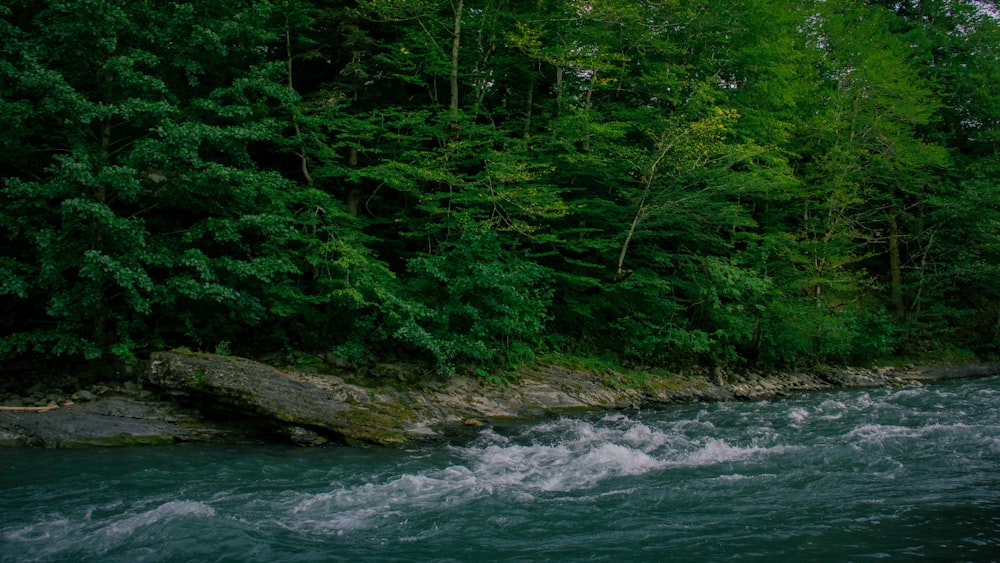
[3,353,997,448]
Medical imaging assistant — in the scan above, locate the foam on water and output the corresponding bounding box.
[100,500,216,538]
[4,377,998,561]
[280,417,669,532]
[276,413,804,534]
[846,421,984,445]
[672,438,796,467]
[890,386,928,399]
[788,407,810,425]
[847,423,925,442]
[2,499,217,561]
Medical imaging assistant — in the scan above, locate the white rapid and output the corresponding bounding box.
[4,377,999,562]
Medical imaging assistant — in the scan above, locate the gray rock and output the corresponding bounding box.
[405,423,441,436]
[0,428,21,444]
[138,353,755,445]
[713,366,725,386]
[286,426,329,447]
[11,351,994,450]
[905,363,1000,381]
[74,389,97,402]
[145,351,355,436]
[0,396,238,448]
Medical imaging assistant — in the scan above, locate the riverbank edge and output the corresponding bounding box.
[2,355,998,448]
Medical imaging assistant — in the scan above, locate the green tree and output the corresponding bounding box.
[0,0,351,359]
[870,0,1000,354]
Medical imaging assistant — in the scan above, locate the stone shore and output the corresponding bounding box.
[2,352,997,448]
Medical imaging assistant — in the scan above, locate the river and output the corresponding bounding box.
[3,376,999,561]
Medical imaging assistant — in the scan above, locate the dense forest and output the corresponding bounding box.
[2,0,999,375]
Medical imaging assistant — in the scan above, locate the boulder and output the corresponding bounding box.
[0,396,235,448]
[142,351,742,446]
[147,352,344,439]
[143,352,654,445]
[73,389,97,402]
[8,351,1000,449]
[285,426,330,447]
[903,363,1000,381]
[138,351,1000,448]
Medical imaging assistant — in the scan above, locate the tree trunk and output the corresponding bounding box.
[286,22,313,186]
[450,0,463,119]
[347,146,360,216]
[523,76,534,136]
[889,213,905,319]
[555,66,564,114]
[617,201,646,279]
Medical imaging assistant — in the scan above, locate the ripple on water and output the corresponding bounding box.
[3,377,999,561]
[99,500,216,539]
[2,499,218,562]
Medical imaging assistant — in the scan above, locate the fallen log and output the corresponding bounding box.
[0,405,59,412]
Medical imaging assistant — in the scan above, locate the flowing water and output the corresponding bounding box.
[3,377,1000,562]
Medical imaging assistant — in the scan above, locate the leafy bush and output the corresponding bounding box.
[397,230,553,373]
[755,298,899,367]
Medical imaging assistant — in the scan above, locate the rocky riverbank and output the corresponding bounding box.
[2,352,998,448]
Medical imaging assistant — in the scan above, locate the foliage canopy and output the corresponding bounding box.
[2,0,999,373]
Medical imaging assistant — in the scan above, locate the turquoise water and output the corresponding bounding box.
[3,377,1000,561]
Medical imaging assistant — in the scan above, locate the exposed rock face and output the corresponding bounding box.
[142,352,996,447]
[148,352,349,431]
[903,363,1000,381]
[6,352,997,448]
[144,352,710,445]
[0,396,236,448]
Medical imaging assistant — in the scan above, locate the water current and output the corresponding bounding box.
[3,377,1000,561]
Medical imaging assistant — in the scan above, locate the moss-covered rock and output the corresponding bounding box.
[0,352,924,448]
